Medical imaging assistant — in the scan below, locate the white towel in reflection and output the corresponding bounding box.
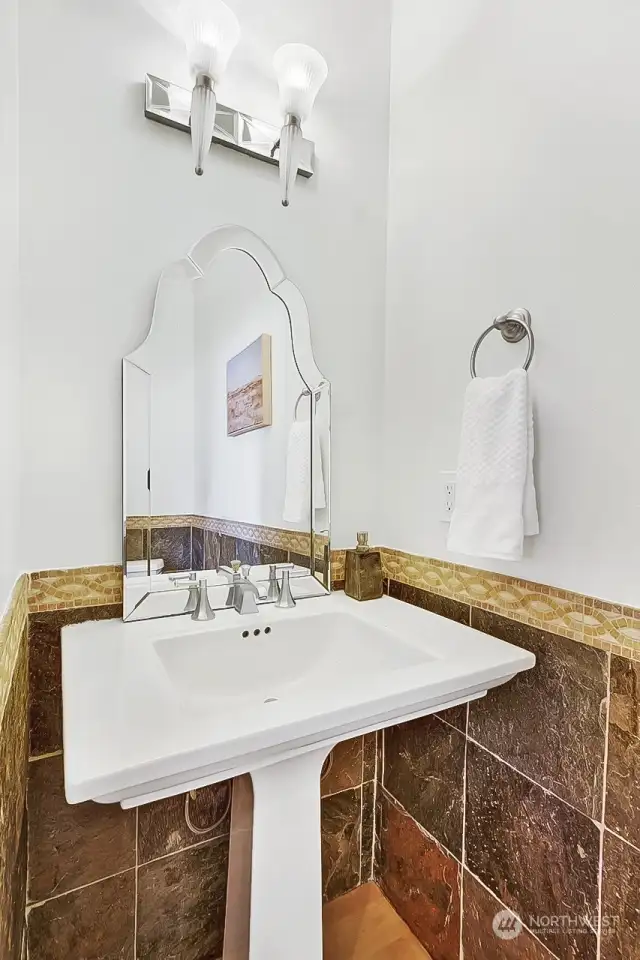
[447,368,538,561]
[283,420,326,523]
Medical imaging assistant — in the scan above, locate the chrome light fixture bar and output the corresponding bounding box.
[145,74,315,180]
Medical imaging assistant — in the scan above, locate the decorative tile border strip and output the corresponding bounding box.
[25,547,640,659]
[29,565,122,613]
[0,575,28,720]
[127,514,316,557]
[331,550,346,583]
[26,551,345,615]
[127,515,197,529]
[380,547,640,661]
[194,516,314,556]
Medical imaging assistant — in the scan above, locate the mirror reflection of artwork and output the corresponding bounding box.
[227,334,272,436]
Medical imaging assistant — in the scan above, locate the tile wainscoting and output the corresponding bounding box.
[381,548,640,660]
[16,549,640,958]
[375,576,640,960]
[0,576,29,960]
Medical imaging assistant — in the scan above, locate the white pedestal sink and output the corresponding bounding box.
[61,593,535,960]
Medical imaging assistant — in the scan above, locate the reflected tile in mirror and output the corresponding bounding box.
[150,527,191,573]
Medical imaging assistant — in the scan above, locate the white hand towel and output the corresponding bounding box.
[283,420,326,524]
[447,368,538,561]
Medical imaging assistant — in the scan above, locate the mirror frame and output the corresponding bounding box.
[122,224,331,619]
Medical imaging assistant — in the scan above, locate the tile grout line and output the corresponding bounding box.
[370,731,379,882]
[466,733,602,825]
[381,785,462,867]
[28,750,63,763]
[27,831,231,911]
[462,866,562,960]
[595,652,611,960]
[602,824,640,854]
[356,734,364,886]
[435,713,466,736]
[323,781,371,801]
[26,867,135,911]
[138,830,230,869]
[459,702,469,960]
[358,778,364,887]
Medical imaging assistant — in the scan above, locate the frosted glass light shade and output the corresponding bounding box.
[177,0,240,82]
[273,44,328,123]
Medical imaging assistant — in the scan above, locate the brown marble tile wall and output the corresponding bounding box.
[377,790,461,960]
[26,750,232,959]
[149,525,192,572]
[29,604,123,758]
[320,733,378,902]
[375,577,640,960]
[26,599,235,960]
[191,525,205,570]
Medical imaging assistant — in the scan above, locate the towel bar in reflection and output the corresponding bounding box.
[293,383,326,420]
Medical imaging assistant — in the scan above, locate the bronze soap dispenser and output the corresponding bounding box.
[344,532,384,601]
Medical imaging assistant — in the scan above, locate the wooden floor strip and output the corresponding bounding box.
[323,883,432,960]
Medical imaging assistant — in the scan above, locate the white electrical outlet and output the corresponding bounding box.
[440,471,456,522]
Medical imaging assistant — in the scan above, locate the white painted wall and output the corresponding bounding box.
[20,0,390,570]
[0,0,20,610]
[383,0,640,604]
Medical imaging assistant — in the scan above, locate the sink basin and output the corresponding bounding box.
[155,611,432,701]
[62,592,534,960]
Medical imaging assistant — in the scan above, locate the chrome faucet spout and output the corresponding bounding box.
[191,579,215,621]
[234,579,260,615]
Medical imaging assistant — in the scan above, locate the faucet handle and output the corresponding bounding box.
[230,560,242,574]
[240,563,251,580]
[170,571,197,585]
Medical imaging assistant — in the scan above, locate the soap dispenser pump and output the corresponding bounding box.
[344,532,383,601]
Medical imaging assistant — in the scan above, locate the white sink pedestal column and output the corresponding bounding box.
[248,744,335,960]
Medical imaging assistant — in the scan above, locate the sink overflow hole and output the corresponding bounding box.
[264,697,278,703]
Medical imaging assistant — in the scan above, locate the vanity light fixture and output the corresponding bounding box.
[168,0,241,176]
[141,3,327,204]
[272,44,328,206]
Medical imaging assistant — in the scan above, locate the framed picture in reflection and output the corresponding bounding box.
[226,334,273,437]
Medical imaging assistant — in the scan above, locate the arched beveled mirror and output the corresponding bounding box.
[123,225,330,621]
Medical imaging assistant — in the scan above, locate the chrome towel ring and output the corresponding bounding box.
[470,308,534,378]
